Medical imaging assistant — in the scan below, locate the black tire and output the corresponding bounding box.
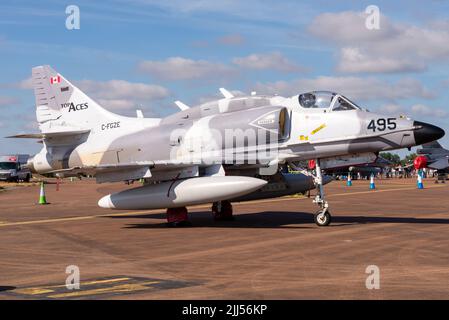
[24,175,31,183]
[314,210,331,227]
[212,201,234,221]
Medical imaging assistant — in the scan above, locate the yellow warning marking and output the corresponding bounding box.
[47,281,159,299]
[15,288,54,295]
[299,135,309,141]
[13,277,131,295]
[311,123,326,135]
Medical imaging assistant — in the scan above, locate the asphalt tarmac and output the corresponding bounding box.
[0,178,448,299]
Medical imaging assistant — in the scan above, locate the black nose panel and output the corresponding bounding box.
[413,121,445,145]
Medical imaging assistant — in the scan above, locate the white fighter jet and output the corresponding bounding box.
[9,66,445,226]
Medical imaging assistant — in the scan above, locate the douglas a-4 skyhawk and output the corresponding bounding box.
[10,66,445,226]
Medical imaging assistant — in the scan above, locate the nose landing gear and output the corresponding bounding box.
[312,158,331,226]
[289,158,332,227]
[313,159,331,227]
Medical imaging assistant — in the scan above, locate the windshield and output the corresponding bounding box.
[298,91,335,109]
[0,162,16,170]
[333,96,358,111]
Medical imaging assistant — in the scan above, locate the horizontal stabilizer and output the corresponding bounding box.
[6,129,90,139]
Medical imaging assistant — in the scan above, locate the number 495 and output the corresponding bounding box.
[367,118,396,132]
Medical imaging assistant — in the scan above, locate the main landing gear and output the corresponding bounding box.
[166,207,191,227]
[165,201,235,227]
[211,200,234,221]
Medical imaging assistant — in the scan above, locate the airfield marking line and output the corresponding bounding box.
[0,184,446,228]
[47,281,159,299]
[231,183,448,206]
[13,277,132,295]
[0,210,153,227]
[14,288,54,295]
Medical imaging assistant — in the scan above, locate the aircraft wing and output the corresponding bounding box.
[428,158,449,170]
[46,161,202,183]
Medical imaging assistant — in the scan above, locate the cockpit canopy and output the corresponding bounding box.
[298,91,361,111]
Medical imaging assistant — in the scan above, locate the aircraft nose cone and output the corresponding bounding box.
[413,121,445,145]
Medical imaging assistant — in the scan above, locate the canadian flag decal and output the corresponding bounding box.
[50,75,61,84]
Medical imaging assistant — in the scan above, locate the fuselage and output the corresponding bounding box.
[29,91,444,180]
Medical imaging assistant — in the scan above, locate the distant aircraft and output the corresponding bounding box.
[416,141,449,182]
[322,154,391,179]
[8,65,445,226]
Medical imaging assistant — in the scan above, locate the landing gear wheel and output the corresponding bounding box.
[166,207,191,227]
[314,210,331,227]
[212,201,234,221]
[288,158,334,227]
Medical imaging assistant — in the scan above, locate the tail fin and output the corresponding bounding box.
[32,65,121,132]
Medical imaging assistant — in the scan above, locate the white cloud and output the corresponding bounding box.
[138,53,304,81]
[16,77,34,89]
[218,34,245,46]
[95,99,136,111]
[337,47,426,74]
[232,52,305,73]
[130,0,314,25]
[75,80,170,110]
[76,80,169,100]
[411,104,448,118]
[137,57,235,80]
[309,11,396,44]
[195,89,246,105]
[309,11,449,73]
[253,76,434,101]
[375,103,448,118]
[377,104,405,115]
[0,95,19,107]
[23,121,39,131]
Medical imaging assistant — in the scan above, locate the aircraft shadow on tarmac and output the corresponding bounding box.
[105,211,449,229]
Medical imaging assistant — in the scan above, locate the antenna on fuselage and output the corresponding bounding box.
[174,100,190,111]
[136,109,144,118]
[219,88,234,99]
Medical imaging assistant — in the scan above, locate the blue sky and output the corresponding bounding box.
[1,0,449,156]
